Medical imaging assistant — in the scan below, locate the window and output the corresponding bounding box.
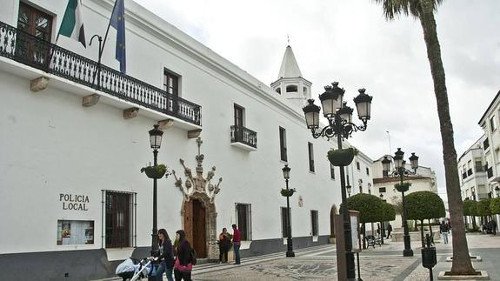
[286,85,298,92]
[484,138,490,150]
[279,127,287,162]
[475,159,483,172]
[330,164,335,179]
[308,142,315,172]
[276,88,281,94]
[379,187,386,193]
[281,207,290,238]
[105,191,135,248]
[236,203,252,241]
[18,2,53,41]
[356,161,360,170]
[303,87,307,95]
[234,104,244,127]
[163,69,179,97]
[490,116,497,131]
[366,167,370,175]
[17,2,53,67]
[311,210,319,236]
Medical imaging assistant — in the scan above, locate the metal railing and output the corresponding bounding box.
[230,125,257,149]
[0,21,201,126]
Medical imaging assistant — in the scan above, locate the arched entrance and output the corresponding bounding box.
[181,192,217,259]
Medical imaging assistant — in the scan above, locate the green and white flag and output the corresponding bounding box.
[58,0,86,47]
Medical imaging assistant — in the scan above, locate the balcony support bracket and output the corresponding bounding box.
[158,119,174,130]
[123,107,139,119]
[30,76,49,93]
[187,129,202,139]
[82,94,100,107]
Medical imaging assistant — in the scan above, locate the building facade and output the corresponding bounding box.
[0,0,374,279]
[372,155,438,229]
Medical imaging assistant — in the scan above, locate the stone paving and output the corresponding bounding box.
[192,233,500,281]
[95,232,500,281]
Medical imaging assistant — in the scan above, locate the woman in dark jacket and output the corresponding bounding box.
[154,229,174,281]
[174,230,193,281]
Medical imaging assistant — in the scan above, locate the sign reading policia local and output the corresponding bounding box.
[59,193,90,211]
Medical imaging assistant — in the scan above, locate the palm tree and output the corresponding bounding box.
[373,0,475,275]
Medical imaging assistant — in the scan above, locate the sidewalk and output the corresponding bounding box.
[95,233,500,281]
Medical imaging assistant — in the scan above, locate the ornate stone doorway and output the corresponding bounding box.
[173,138,222,260]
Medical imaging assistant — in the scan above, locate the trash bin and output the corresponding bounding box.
[421,246,437,269]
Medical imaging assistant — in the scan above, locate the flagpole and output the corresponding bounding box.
[100,0,119,62]
[91,0,118,87]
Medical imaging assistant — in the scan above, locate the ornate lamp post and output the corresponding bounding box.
[302,82,373,280]
[149,124,163,254]
[381,148,419,257]
[282,164,295,257]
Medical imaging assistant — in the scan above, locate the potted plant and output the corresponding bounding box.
[395,182,411,193]
[141,164,167,179]
[281,188,296,197]
[327,147,356,166]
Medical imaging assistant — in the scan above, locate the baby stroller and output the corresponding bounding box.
[116,257,154,281]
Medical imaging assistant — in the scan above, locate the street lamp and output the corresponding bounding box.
[382,149,419,257]
[282,164,295,257]
[346,185,352,197]
[303,82,373,281]
[149,124,163,254]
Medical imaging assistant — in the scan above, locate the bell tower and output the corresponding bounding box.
[271,45,312,108]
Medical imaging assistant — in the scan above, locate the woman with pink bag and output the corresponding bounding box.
[173,230,193,281]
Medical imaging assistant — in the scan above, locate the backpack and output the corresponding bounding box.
[190,248,197,265]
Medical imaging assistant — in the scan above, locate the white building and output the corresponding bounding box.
[457,90,500,229]
[372,153,438,229]
[478,90,500,197]
[0,0,374,279]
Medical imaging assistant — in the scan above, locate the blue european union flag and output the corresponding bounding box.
[110,0,126,73]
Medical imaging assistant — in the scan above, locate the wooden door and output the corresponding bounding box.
[183,199,207,258]
[192,200,207,257]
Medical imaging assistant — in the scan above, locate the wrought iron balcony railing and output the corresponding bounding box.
[230,125,257,149]
[0,21,201,126]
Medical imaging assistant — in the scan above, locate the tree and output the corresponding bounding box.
[406,191,445,247]
[476,199,492,219]
[463,199,478,230]
[373,0,475,274]
[491,198,500,215]
[344,193,385,249]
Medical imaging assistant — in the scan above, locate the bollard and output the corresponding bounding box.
[421,234,437,280]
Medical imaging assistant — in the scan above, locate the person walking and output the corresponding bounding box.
[232,224,241,265]
[173,230,193,281]
[490,220,497,235]
[439,221,449,244]
[386,223,393,239]
[218,227,231,263]
[152,229,174,281]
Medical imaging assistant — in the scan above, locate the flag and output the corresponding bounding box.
[110,0,126,73]
[58,0,86,47]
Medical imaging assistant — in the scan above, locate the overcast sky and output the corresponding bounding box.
[133,0,500,200]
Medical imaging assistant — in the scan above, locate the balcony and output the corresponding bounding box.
[0,21,201,128]
[230,125,257,151]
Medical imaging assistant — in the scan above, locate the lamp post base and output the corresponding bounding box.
[403,249,414,257]
[286,251,295,257]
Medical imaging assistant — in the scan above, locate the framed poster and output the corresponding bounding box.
[350,211,361,252]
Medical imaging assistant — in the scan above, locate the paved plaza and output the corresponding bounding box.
[191,233,500,281]
[97,232,499,281]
